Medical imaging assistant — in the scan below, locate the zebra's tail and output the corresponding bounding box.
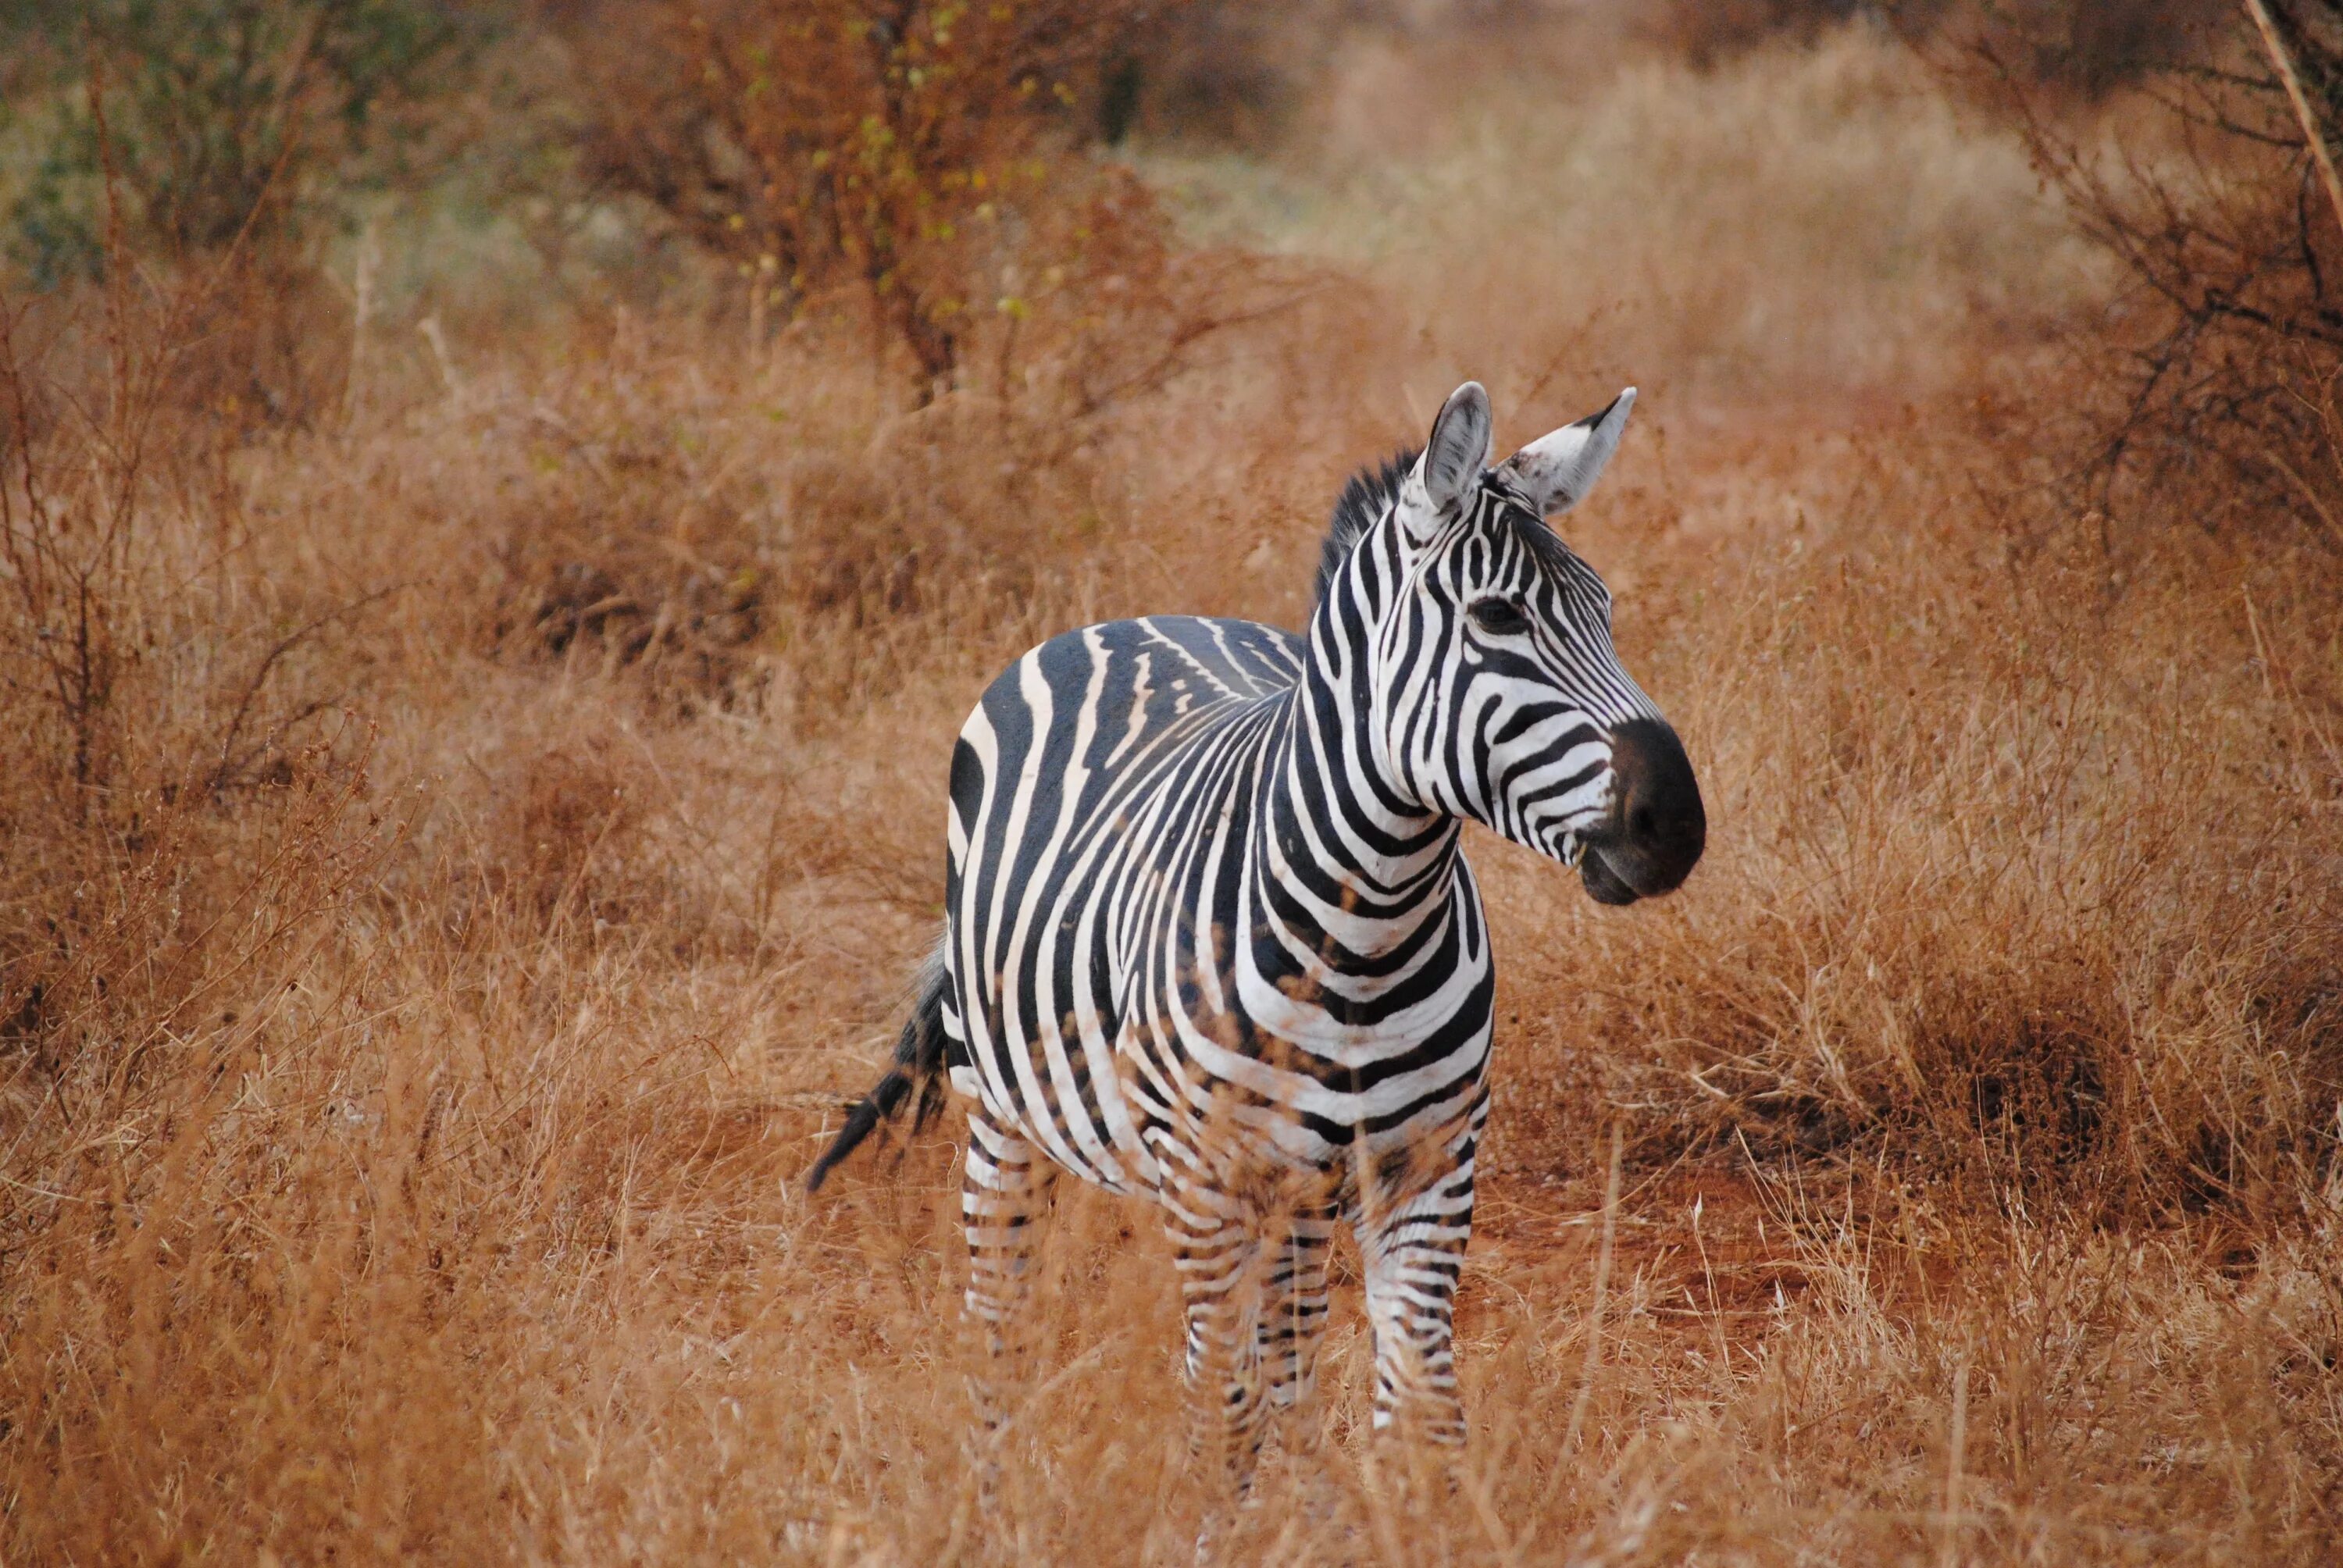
[805,943,953,1192]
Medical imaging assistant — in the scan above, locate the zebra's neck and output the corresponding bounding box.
[1251,522,1463,977]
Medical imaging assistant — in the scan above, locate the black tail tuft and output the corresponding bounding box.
[806,944,952,1192]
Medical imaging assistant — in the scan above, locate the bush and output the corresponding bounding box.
[1963,1,2343,543]
[1092,1,1337,146]
[555,0,1179,390]
[1,0,486,284]
[0,269,389,1087]
[1644,0,1870,66]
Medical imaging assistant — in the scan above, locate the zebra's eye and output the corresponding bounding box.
[1467,597,1529,636]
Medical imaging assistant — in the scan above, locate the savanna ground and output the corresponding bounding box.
[4,4,2343,1563]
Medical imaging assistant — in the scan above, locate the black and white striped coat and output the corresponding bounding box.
[812,381,1704,1492]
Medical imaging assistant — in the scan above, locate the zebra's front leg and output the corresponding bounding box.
[1258,1202,1338,1451]
[1164,1180,1267,1545]
[961,1106,1059,1445]
[1256,1202,1343,1533]
[1357,1133,1479,1448]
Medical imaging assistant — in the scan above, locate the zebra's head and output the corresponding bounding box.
[1331,380,1704,904]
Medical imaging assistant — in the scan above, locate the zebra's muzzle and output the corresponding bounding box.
[1578,718,1705,905]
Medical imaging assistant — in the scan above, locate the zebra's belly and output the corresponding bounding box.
[944,975,1498,1202]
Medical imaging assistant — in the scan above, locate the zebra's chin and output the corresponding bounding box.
[1578,844,1645,906]
[1577,825,1706,905]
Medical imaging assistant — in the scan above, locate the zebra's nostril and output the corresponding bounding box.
[1630,805,1657,841]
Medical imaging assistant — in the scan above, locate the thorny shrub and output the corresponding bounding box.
[1966,0,2343,546]
[0,2,494,422]
[432,248,1323,716]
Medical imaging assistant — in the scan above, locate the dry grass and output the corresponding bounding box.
[4,21,2341,1566]
[1143,23,2103,413]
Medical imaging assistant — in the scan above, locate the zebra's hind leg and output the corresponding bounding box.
[961,1106,1059,1449]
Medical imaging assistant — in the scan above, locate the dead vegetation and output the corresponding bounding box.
[2,9,2341,1564]
[1949,0,2343,544]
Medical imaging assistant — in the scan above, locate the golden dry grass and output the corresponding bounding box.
[3,23,2341,1566]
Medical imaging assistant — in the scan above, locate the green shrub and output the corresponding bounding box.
[1,0,487,283]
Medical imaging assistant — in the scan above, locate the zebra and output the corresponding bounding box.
[809,380,1703,1502]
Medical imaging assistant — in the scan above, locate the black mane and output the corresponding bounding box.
[1310,450,1585,611]
[1312,447,1418,607]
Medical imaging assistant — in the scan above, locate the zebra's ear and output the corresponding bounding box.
[1419,381,1494,514]
[1499,387,1635,517]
